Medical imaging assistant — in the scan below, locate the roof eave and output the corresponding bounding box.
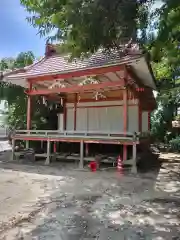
[5,55,143,81]
[143,52,157,91]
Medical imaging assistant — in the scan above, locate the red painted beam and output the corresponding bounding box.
[27,80,124,96]
[28,65,123,83]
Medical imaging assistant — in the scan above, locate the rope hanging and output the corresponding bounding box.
[93,92,106,101]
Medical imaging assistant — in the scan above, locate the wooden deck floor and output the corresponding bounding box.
[12,130,139,145]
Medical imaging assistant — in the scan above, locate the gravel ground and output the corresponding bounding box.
[0,150,179,239]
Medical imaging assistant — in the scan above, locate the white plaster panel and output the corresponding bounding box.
[66,108,74,130]
[66,101,139,133]
[142,111,148,132]
[76,108,88,131]
[57,114,64,131]
[98,108,108,131]
[88,108,99,131]
[107,106,123,132]
[128,106,138,132]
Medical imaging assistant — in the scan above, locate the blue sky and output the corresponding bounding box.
[0,0,163,59]
[0,0,46,58]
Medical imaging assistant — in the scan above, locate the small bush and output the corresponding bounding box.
[169,136,180,152]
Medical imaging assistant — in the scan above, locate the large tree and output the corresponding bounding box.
[20,0,154,57]
[3,0,180,142]
[150,0,180,67]
[148,0,180,141]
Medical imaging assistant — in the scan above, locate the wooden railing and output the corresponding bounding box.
[13,130,140,141]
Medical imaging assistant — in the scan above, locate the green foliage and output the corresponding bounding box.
[20,0,154,57]
[175,115,180,121]
[7,101,27,129]
[0,52,44,129]
[169,136,180,152]
[151,1,180,65]
[152,60,172,80]
[1,0,180,145]
[150,103,175,142]
[149,1,180,142]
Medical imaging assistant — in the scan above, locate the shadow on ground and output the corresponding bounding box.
[0,151,180,239]
[13,167,180,240]
[0,150,162,179]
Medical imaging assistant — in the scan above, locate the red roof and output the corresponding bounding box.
[5,45,142,79]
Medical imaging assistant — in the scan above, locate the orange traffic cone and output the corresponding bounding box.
[117,155,123,174]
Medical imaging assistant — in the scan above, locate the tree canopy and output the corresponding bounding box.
[1,0,180,143]
[20,0,154,57]
[148,1,180,141]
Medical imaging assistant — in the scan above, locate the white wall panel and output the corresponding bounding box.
[66,101,140,133]
[98,108,108,131]
[128,106,138,132]
[57,114,64,131]
[76,108,88,131]
[66,108,74,130]
[107,106,123,132]
[88,108,99,131]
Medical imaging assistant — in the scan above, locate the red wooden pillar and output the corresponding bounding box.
[148,111,151,131]
[27,82,32,130]
[53,142,57,153]
[123,87,128,161]
[63,98,67,130]
[74,93,77,130]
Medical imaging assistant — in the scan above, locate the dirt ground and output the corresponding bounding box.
[0,150,179,239]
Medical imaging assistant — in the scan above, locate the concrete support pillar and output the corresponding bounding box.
[131,143,137,173]
[79,140,84,169]
[26,140,29,149]
[11,138,15,161]
[45,140,50,165]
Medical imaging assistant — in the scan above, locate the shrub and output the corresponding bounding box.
[169,136,180,152]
